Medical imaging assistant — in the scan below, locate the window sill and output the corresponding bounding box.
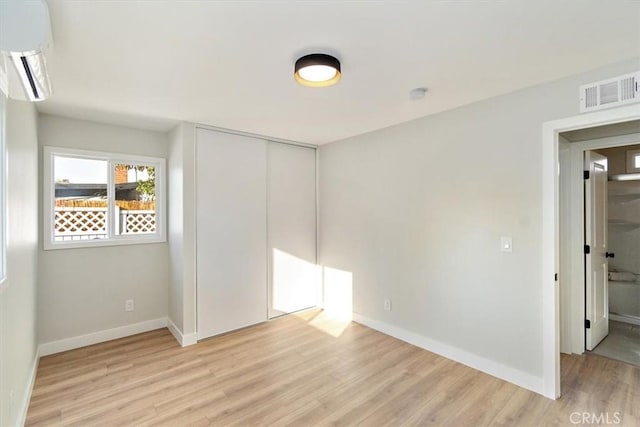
[43,235,166,251]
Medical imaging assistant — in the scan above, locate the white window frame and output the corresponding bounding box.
[626,148,640,173]
[43,146,166,250]
[0,94,6,287]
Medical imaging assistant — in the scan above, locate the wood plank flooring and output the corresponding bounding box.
[26,310,640,426]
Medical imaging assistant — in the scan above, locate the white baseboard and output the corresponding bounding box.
[167,318,197,347]
[38,317,168,357]
[16,347,39,427]
[611,313,640,326]
[352,313,545,396]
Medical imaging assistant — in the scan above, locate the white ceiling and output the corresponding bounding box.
[37,0,640,144]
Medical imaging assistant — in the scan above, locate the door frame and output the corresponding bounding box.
[542,104,640,399]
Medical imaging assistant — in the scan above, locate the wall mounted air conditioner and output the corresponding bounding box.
[579,71,639,113]
[0,0,53,102]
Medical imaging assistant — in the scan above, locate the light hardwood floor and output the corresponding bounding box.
[26,310,640,426]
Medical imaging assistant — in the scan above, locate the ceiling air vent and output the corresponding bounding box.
[579,71,639,113]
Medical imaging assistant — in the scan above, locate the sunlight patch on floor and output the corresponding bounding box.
[291,309,352,338]
[290,266,353,338]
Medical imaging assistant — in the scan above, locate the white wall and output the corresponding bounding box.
[167,122,196,340]
[319,57,640,389]
[0,99,39,426]
[37,114,169,345]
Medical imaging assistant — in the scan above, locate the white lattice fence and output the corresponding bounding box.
[54,207,107,241]
[54,207,156,240]
[121,210,156,234]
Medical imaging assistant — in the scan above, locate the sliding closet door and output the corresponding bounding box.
[267,142,319,319]
[196,129,267,339]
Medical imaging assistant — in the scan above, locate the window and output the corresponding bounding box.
[0,94,6,285]
[43,147,166,249]
[627,148,640,173]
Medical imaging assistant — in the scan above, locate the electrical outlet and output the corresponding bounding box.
[384,299,392,311]
[125,299,134,312]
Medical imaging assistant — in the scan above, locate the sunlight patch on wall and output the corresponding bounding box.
[272,248,353,338]
[272,248,321,314]
[323,266,353,321]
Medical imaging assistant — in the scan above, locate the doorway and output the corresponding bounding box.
[541,105,640,399]
[588,143,640,365]
[558,124,640,353]
[558,124,640,354]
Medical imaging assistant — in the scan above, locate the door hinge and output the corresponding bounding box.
[584,170,590,179]
[585,319,591,329]
[584,245,591,254]
[554,273,558,281]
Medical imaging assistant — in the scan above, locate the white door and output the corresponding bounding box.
[196,129,267,339]
[267,142,319,319]
[585,151,609,351]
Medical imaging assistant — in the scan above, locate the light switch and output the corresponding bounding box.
[501,236,513,252]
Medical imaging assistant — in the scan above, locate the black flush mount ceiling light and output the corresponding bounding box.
[294,53,341,87]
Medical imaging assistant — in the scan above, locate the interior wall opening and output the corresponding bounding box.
[558,120,640,372]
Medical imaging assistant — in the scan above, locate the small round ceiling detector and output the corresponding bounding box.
[409,87,428,100]
[294,54,341,87]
